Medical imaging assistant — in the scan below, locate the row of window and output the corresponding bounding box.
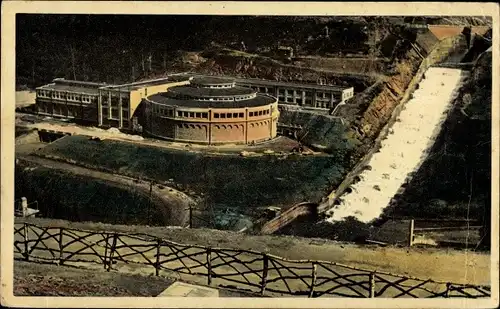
[37,90,97,103]
[177,111,209,119]
[191,84,234,89]
[102,108,129,120]
[175,121,269,130]
[175,94,255,102]
[213,112,244,119]
[151,104,271,119]
[102,98,130,107]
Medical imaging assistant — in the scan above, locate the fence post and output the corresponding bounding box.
[408,219,415,247]
[369,273,376,298]
[206,248,212,286]
[309,262,317,298]
[23,223,29,261]
[445,282,451,298]
[58,228,64,265]
[260,254,269,295]
[103,233,109,270]
[155,239,161,276]
[107,233,118,272]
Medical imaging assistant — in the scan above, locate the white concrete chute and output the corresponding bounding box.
[327,68,469,223]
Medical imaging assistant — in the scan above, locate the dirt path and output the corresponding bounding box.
[17,155,194,226]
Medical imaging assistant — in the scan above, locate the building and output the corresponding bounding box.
[170,73,354,110]
[34,73,353,143]
[143,76,279,144]
[234,77,354,110]
[35,76,190,130]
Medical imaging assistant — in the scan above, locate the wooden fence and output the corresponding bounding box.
[13,222,491,298]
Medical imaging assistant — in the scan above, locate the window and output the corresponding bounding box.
[214,113,220,119]
[227,113,232,119]
[188,112,194,118]
[258,111,263,116]
[177,111,182,117]
[112,109,119,119]
[183,112,189,117]
[202,112,208,119]
[196,112,201,118]
[239,112,244,118]
[233,113,238,118]
[221,113,226,119]
[249,112,254,117]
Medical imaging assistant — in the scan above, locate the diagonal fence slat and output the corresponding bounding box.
[12,223,491,299]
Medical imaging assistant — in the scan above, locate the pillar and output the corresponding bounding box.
[119,91,123,129]
[244,108,248,144]
[301,90,306,106]
[98,90,103,126]
[208,108,212,145]
[312,89,317,108]
[21,197,28,217]
[108,90,112,121]
[284,89,288,103]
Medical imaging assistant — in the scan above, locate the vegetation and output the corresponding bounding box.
[31,136,349,228]
[15,161,167,226]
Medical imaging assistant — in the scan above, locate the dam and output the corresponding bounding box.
[326,67,469,223]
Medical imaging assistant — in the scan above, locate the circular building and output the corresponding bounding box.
[143,76,279,145]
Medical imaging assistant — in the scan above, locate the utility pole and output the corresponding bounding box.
[189,203,193,228]
[149,180,154,225]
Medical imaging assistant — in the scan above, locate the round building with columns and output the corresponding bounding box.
[143,76,280,145]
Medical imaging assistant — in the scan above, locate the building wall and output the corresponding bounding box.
[35,88,100,124]
[143,99,279,144]
[239,82,354,109]
[129,80,190,119]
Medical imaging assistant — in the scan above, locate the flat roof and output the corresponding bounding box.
[188,74,352,92]
[234,77,352,92]
[191,76,234,85]
[110,76,190,90]
[39,83,101,95]
[169,85,255,97]
[147,92,275,108]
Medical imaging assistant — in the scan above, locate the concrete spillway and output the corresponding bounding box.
[326,67,469,223]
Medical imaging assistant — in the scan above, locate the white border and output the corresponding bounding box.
[1,2,499,308]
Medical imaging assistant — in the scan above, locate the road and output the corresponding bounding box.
[17,154,194,227]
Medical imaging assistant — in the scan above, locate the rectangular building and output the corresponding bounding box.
[35,77,190,130]
[169,73,355,110]
[233,77,354,110]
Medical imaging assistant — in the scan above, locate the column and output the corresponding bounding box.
[312,89,317,108]
[301,91,306,106]
[98,90,103,126]
[108,90,112,121]
[292,90,297,105]
[208,108,212,145]
[119,90,123,129]
[284,89,288,103]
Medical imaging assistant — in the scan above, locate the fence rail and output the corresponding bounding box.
[13,222,491,298]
